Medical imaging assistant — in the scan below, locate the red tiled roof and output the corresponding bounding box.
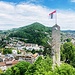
[0,62,6,66]
[12,60,18,65]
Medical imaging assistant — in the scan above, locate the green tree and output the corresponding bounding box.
[61,42,75,67]
[12,61,30,75]
[4,61,30,75]
[0,38,6,48]
[66,38,71,42]
[53,63,75,75]
[2,56,75,75]
[25,56,52,75]
[4,68,13,75]
[11,67,20,75]
[43,44,52,57]
[31,49,36,54]
[3,48,12,54]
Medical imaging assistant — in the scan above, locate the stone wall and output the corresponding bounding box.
[52,24,60,67]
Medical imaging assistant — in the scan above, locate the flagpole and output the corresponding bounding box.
[55,11,57,25]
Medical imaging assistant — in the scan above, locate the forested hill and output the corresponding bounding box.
[8,22,52,46]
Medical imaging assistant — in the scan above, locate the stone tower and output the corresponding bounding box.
[52,24,60,67]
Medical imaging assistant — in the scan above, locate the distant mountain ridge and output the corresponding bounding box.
[62,30,75,33]
[1,22,75,46]
[18,22,52,32]
[8,22,52,46]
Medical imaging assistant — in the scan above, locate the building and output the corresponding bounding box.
[52,24,61,67]
[25,43,43,51]
[0,60,18,71]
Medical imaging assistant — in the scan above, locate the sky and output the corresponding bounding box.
[0,0,75,30]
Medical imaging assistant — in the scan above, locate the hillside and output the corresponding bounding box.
[8,22,52,46]
[61,30,75,40]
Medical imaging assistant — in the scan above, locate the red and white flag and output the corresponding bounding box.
[49,10,56,19]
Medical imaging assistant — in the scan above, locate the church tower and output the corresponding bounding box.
[52,24,60,67]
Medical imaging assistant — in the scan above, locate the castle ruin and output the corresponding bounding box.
[52,24,60,67]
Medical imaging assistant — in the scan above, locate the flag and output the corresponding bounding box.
[49,10,56,19]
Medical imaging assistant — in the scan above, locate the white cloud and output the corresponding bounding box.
[25,0,44,4]
[57,10,75,30]
[71,0,75,2]
[0,1,75,30]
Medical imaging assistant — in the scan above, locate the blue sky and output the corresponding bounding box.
[0,0,74,9]
[0,0,75,30]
